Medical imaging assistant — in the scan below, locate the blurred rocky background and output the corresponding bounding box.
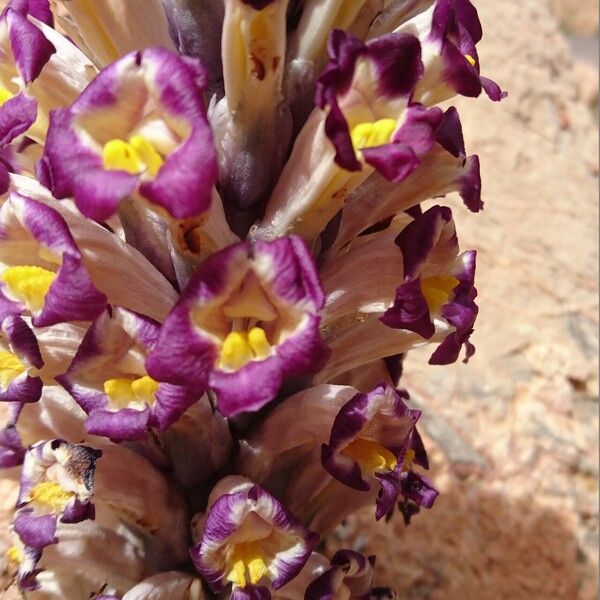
[1,0,598,598]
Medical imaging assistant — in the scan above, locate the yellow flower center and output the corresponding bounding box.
[0,266,56,313]
[0,350,26,390]
[420,275,459,315]
[28,481,75,513]
[342,437,398,474]
[0,87,14,107]
[465,54,477,66]
[6,546,24,567]
[102,135,164,177]
[218,327,272,371]
[227,541,269,587]
[350,118,397,151]
[103,375,159,410]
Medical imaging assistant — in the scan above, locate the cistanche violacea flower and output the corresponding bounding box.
[0,0,504,597]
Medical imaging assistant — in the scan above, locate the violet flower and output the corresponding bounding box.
[0,0,503,597]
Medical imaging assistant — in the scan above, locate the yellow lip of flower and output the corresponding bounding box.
[0,350,27,390]
[102,135,164,177]
[420,275,460,315]
[350,118,397,152]
[28,481,75,513]
[0,265,57,313]
[227,541,269,587]
[103,375,160,410]
[218,327,272,371]
[342,437,398,474]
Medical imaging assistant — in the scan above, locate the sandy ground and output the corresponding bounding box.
[1,0,598,598]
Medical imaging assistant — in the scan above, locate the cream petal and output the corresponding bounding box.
[122,572,207,600]
[50,0,176,67]
[317,316,449,383]
[320,225,407,325]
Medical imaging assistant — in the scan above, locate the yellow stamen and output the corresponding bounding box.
[219,327,271,371]
[465,54,476,66]
[103,375,159,410]
[420,275,459,315]
[247,327,271,359]
[1,266,56,313]
[227,541,268,587]
[29,481,75,512]
[0,350,26,390]
[350,118,397,151]
[343,437,398,474]
[102,139,145,174]
[0,87,14,107]
[219,331,255,371]
[129,135,164,177]
[6,546,23,567]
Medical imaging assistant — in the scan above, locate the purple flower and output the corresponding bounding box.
[39,48,217,224]
[57,306,199,441]
[321,382,423,519]
[191,477,318,594]
[380,204,478,364]
[394,0,507,104]
[305,550,382,600]
[0,191,107,326]
[147,236,329,416]
[15,439,102,549]
[0,314,43,403]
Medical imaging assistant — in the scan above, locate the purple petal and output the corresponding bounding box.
[400,471,439,508]
[0,92,37,147]
[4,0,53,26]
[458,154,482,211]
[379,277,435,339]
[433,106,465,159]
[362,144,420,183]
[14,510,58,548]
[394,205,454,278]
[0,422,25,467]
[366,33,423,98]
[33,253,107,327]
[5,7,55,84]
[231,586,271,600]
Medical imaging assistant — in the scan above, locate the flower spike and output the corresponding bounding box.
[0,0,504,595]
